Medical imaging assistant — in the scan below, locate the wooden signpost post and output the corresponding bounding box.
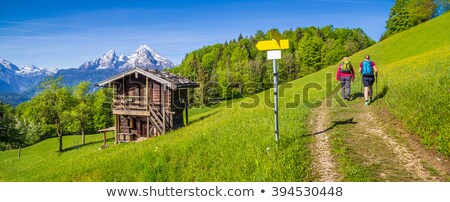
[256,29,289,144]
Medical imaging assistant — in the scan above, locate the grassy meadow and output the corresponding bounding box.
[0,13,449,182]
[0,68,336,181]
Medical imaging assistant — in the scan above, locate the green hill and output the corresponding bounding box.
[0,13,449,182]
[347,12,450,155]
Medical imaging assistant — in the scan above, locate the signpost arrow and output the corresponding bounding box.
[255,40,289,51]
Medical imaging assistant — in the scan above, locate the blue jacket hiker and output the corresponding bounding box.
[359,55,378,106]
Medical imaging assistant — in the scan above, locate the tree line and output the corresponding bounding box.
[381,0,449,40]
[0,77,113,151]
[171,26,375,106]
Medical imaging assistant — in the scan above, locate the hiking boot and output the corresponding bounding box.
[365,101,369,106]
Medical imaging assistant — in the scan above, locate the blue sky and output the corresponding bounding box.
[0,0,394,69]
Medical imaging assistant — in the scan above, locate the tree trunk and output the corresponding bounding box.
[58,135,63,152]
[81,130,85,145]
[57,121,63,152]
[81,125,85,145]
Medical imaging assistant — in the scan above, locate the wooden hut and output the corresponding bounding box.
[97,68,198,144]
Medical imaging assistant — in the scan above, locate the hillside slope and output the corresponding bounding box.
[346,12,450,156]
[0,13,449,182]
[308,12,450,181]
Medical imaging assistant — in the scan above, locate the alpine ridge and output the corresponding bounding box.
[78,44,175,71]
[0,44,175,105]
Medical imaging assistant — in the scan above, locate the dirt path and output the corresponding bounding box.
[309,101,341,182]
[360,106,441,181]
[309,96,450,181]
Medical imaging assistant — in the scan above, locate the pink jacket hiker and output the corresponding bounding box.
[336,63,355,81]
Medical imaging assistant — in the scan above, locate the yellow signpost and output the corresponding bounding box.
[255,39,289,51]
[256,29,289,51]
[256,30,289,145]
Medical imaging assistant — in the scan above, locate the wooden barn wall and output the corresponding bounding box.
[111,73,189,131]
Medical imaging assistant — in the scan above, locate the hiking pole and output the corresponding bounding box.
[360,74,363,98]
[376,73,379,105]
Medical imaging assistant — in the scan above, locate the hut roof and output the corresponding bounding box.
[97,68,198,89]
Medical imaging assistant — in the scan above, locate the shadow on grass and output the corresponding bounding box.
[188,110,220,125]
[62,137,114,152]
[373,86,389,102]
[304,118,358,137]
[350,92,364,101]
[350,86,388,102]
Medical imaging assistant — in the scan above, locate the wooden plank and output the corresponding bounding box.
[118,133,135,135]
[148,103,163,127]
[148,115,162,133]
[185,88,189,126]
[146,77,149,112]
[114,115,119,144]
[146,117,149,138]
[111,83,116,108]
[162,84,166,134]
[113,109,150,116]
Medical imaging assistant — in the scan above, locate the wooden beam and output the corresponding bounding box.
[146,117,150,138]
[185,88,189,126]
[162,84,166,134]
[112,109,150,116]
[110,83,115,108]
[146,77,149,112]
[114,115,119,144]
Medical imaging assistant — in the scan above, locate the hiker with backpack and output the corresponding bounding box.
[336,57,355,100]
[360,55,378,106]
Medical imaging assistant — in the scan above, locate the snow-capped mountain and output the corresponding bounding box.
[79,44,175,71]
[15,64,56,76]
[0,59,20,93]
[0,59,20,73]
[0,44,176,106]
[1,59,55,76]
[126,45,175,70]
[79,50,125,70]
[0,59,56,95]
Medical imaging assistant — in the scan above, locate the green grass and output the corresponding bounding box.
[186,99,238,124]
[0,67,337,181]
[1,12,449,182]
[347,13,450,156]
[330,129,377,182]
[381,49,450,154]
[0,133,115,181]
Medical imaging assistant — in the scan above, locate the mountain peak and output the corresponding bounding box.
[0,59,20,72]
[136,44,154,52]
[78,45,175,71]
[15,64,55,76]
[98,49,119,70]
[105,50,116,57]
[131,44,175,69]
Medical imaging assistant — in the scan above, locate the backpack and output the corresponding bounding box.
[361,60,373,76]
[340,59,352,73]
